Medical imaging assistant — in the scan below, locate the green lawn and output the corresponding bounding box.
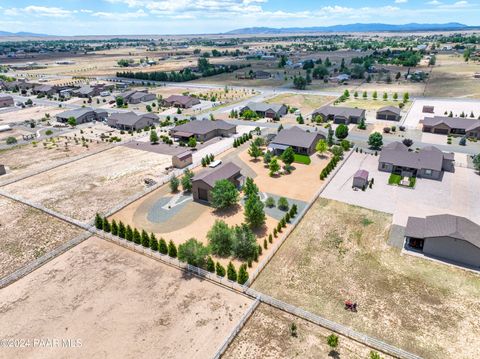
[388,173,416,187]
[293,153,311,165]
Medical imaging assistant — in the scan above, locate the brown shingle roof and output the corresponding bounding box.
[171,120,235,135]
[379,142,450,171]
[193,162,241,188]
[271,126,322,149]
[423,116,480,132]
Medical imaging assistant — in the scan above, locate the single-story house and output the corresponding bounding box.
[192,162,244,203]
[1,80,35,91]
[0,95,14,108]
[172,151,193,169]
[312,105,366,125]
[107,112,159,131]
[422,116,480,139]
[56,107,108,124]
[0,164,6,176]
[405,214,480,268]
[170,120,236,142]
[119,90,156,104]
[269,126,324,155]
[376,106,401,121]
[378,141,454,180]
[422,105,435,114]
[240,102,288,119]
[32,85,56,96]
[73,84,107,98]
[352,169,369,189]
[254,70,271,79]
[163,95,201,109]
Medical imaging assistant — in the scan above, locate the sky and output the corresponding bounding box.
[0,0,479,36]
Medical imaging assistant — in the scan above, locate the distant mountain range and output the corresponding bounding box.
[0,31,50,37]
[226,22,475,35]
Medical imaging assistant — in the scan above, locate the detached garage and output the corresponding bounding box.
[405,214,480,268]
[376,106,401,121]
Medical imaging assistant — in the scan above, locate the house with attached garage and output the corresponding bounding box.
[405,214,480,268]
[378,141,454,180]
[119,90,156,104]
[170,120,236,142]
[312,105,366,125]
[0,95,14,108]
[422,116,480,139]
[376,106,401,121]
[240,102,288,119]
[192,162,244,203]
[163,95,201,109]
[107,112,159,131]
[269,126,324,155]
[56,107,108,124]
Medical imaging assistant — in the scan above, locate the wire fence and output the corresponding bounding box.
[0,231,91,289]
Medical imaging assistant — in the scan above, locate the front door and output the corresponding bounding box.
[198,188,209,201]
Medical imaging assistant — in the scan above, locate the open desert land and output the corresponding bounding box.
[0,138,112,185]
[223,303,394,359]
[3,146,172,221]
[266,93,336,115]
[251,198,480,359]
[425,54,480,98]
[353,80,428,97]
[0,105,64,125]
[0,237,252,359]
[0,195,84,278]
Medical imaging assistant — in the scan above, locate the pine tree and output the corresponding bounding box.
[118,221,126,238]
[111,220,118,236]
[273,228,278,237]
[268,234,273,243]
[227,262,237,281]
[133,228,141,244]
[95,213,103,229]
[237,264,249,285]
[263,238,268,249]
[126,225,133,241]
[206,256,215,273]
[159,238,168,254]
[103,217,111,233]
[281,218,286,228]
[258,244,263,256]
[141,230,150,247]
[150,233,158,251]
[168,240,177,258]
[216,262,226,277]
[277,222,282,233]
[290,204,298,217]
[285,212,291,223]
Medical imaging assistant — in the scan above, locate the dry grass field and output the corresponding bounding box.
[266,93,336,114]
[0,139,111,185]
[223,304,394,359]
[4,146,172,221]
[0,195,83,278]
[0,237,252,359]
[252,198,480,359]
[425,54,480,98]
[0,106,63,125]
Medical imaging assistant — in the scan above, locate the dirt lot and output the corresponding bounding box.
[4,146,172,221]
[0,195,83,278]
[224,304,394,359]
[0,139,111,185]
[0,237,252,359]
[0,106,63,125]
[252,198,480,359]
[425,54,480,99]
[266,93,335,114]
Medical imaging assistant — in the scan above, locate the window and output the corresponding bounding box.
[425,169,432,175]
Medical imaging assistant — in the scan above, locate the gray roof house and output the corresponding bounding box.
[0,95,14,108]
[192,162,244,203]
[56,107,108,124]
[120,90,156,104]
[163,95,201,109]
[107,112,159,131]
[405,214,480,268]
[378,141,454,180]
[422,116,480,139]
[170,120,236,142]
[240,102,288,119]
[269,126,324,155]
[376,106,401,121]
[353,169,369,189]
[32,84,56,96]
[312,105,366,124]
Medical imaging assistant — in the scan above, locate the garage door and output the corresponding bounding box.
[434,128,449,134]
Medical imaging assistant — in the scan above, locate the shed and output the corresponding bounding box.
[192,162,243,203]
[0,164,6,176]
[376,106,401,121]
[353,169,369,189]
[172,151,193,169]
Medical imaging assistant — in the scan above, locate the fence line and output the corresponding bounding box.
[246,148,356,286]
[212,298,260,359]
[0,231,91,289]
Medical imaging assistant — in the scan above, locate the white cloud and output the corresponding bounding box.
[93,9,148,20]
[395,0,408,3]
[4,5,73,18]
[427,0,442,4]
[438,0,470,8]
